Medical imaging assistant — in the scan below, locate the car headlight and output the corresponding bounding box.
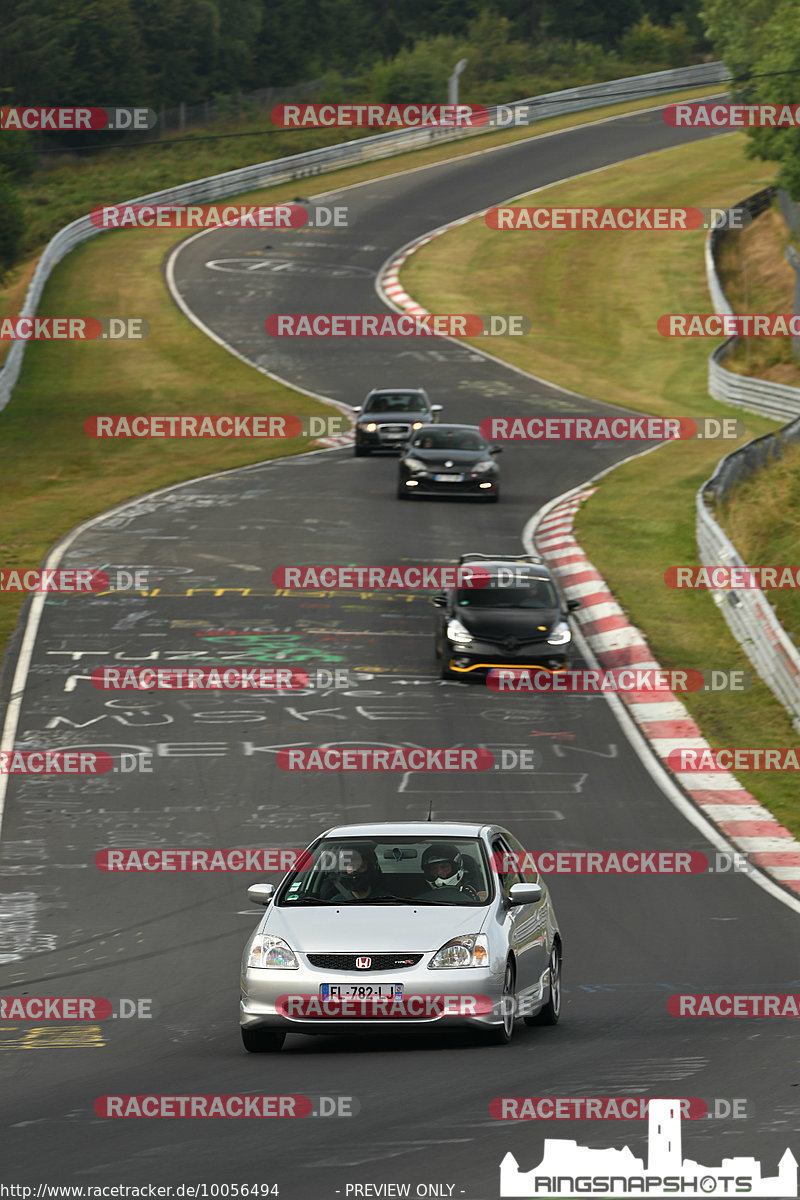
[246,935,299,970]
[360,422,377,432]
[429,934,489,969]
[446,617,473,647]
[471,460,495,474]
[412,421,424,429]
[403,456,427,474]
[547,621,572,646]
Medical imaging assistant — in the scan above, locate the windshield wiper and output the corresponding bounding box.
[280,897,339,905]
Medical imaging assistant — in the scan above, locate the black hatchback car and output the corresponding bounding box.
[433,554,580,680]
[353,388,442,455]
[397,424,501,501]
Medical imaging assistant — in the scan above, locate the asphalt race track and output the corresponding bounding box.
[1,106,798,1198]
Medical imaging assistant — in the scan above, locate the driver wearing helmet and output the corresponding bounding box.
[322,844,392,902]
[421,843,485,900]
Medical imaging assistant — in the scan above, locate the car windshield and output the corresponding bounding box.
[364,394,427,413]
[456,575,558,609]
[411,430,485,451]
[278,837,491,905]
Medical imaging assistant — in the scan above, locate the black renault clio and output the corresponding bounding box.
[433,554,580,680]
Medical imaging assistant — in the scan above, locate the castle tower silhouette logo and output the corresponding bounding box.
[500,1098,797,1197]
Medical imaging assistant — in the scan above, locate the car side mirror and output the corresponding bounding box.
[431,593,447,608]
[567,598,581,611]
[248,883,275,906]
[353,406,362,413]
[508,882,543,906]
[431,404,443,412]
[490,446,503,454]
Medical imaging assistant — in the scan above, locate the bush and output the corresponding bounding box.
[0,169,25,279]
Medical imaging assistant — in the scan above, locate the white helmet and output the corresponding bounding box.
[422,844,466,888]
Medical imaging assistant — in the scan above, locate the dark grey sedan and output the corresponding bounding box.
[397,424,501,501]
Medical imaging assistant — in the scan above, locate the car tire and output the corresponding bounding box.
[485,492,499,503]
[485,959,516,1044]
[354,444,369,457]
[440,659,460,681]
[397,486,408,500]
[526,944,561,1026]
[241,1027,286,1053]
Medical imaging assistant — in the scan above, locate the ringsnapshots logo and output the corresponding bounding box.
[499,1098,798,1197]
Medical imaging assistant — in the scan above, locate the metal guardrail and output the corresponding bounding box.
[0,61,729,412]
[697,420,800,732]
[706,186,800,418]
[701,193,800,730]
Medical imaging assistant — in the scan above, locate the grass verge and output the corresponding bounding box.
[400,132,800,839]
[0,83,725,654]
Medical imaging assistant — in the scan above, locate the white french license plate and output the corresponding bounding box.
[382,431,405,439]
[320,983,402,998]
[434,473,463,482]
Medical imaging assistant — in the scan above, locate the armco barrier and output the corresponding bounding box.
[697,425,800,733]
[699,188,800,731]
[706,187,800,420]
[0,62,728,412]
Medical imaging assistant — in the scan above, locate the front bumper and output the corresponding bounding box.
[443,639,573,676]
[400,474,498,497]
[356,425,415,450]
[240,962,507,1032]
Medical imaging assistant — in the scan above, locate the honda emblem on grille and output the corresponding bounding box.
[355,956,372,969]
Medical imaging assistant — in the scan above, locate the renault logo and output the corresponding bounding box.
[355,956,372,969]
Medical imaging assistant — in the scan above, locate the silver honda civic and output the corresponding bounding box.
[239,820,562,1051]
